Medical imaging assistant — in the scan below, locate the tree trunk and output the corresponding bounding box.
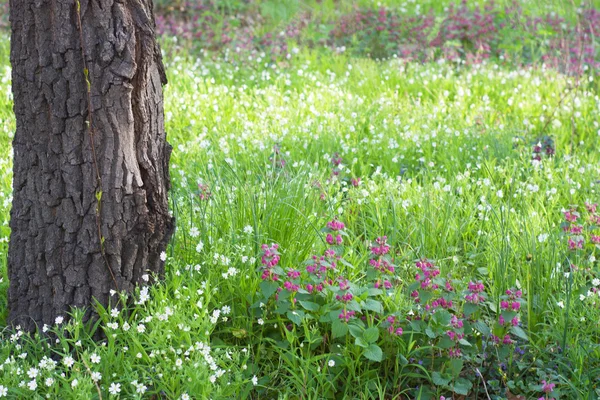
[8,0,174,332]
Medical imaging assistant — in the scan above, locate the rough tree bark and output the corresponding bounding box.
[8,0,174,331]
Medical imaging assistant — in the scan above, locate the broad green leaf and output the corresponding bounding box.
[363,299,383,313]
[363,344,383,362]
[332,320,349,339]
[448,359,464,377]
[453,377,472,395]
[433,309,451,326]
[432,371,451,386]
[299,300,320,312]
[363,327,379,343]
[260,280,279,300]
[348,324,363,339]
[510,325,529,341]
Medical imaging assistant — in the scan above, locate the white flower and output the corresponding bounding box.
[90,353,101,364]
[221,305,231,315]
[55,316,64,325]
[107,322,118,330]
[251,375,258,386]
[190,227,200,237]
[0,385,7,397]
[63,356,75,368]
[181,394,190,400]
[91,372,102,382]
[592,278,600,287]
[142,274,149,282]
[257,318,264,326]
[27,380,37,391]
[537,234,549,243]
[557,301,565,309]
[109,382,121,395]
[71,379,78,388]
[110,308,119,318]
[244,225,254,234]
[160,251,167,261]
[27,367,38,378]
[328,360,335,367]
[45,377,54,387]
[137,324,146,333]
[196,241,204,253]
[134,382,147,394]
[137,287,150,304]
[122,322,130,331]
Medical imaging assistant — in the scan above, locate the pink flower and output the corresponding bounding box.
[338,310,356,322]
[326,233,335,245]
[283,281,299,292]
[371,236,390,255]
[564,210,578,222]
[327,219,345,231]
[541,380,555,394]
[287,269,300,279]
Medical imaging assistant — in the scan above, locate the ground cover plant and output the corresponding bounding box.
[1,0,600,399]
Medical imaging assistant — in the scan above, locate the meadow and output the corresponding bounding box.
[0,1,600,399]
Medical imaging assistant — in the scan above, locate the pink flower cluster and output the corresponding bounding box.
[465,281,486,304]
[415,259,441,291]
[386,316,403,336]
[563,203,600,251]
[339,309,356,322]
[370,236,390,256]
[260,244,280,281]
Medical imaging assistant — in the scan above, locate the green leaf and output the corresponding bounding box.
[275,301,290,314]
[231,329,247,339]
[432,371,451,386]
[448,359,464,378]
[355,336,369,348]
[463,302,479,317]
[363,327,379,343]
[363,344,383,362]
[438,336,454,349]
[346,300,362,312]
[363,299,383,313]
[432,309,451,326]
[299,301,320,312]
[260,280,279,300]
[425,327,436,339]
[332,320,349,339]
[348,324,363,339]
[510,325,529,341]
[286,310,304,326]
[473,320,490,336]
[452,377,472,395]
[398,354,409,366]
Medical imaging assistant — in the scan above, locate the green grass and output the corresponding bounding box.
[0,8,600,398]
